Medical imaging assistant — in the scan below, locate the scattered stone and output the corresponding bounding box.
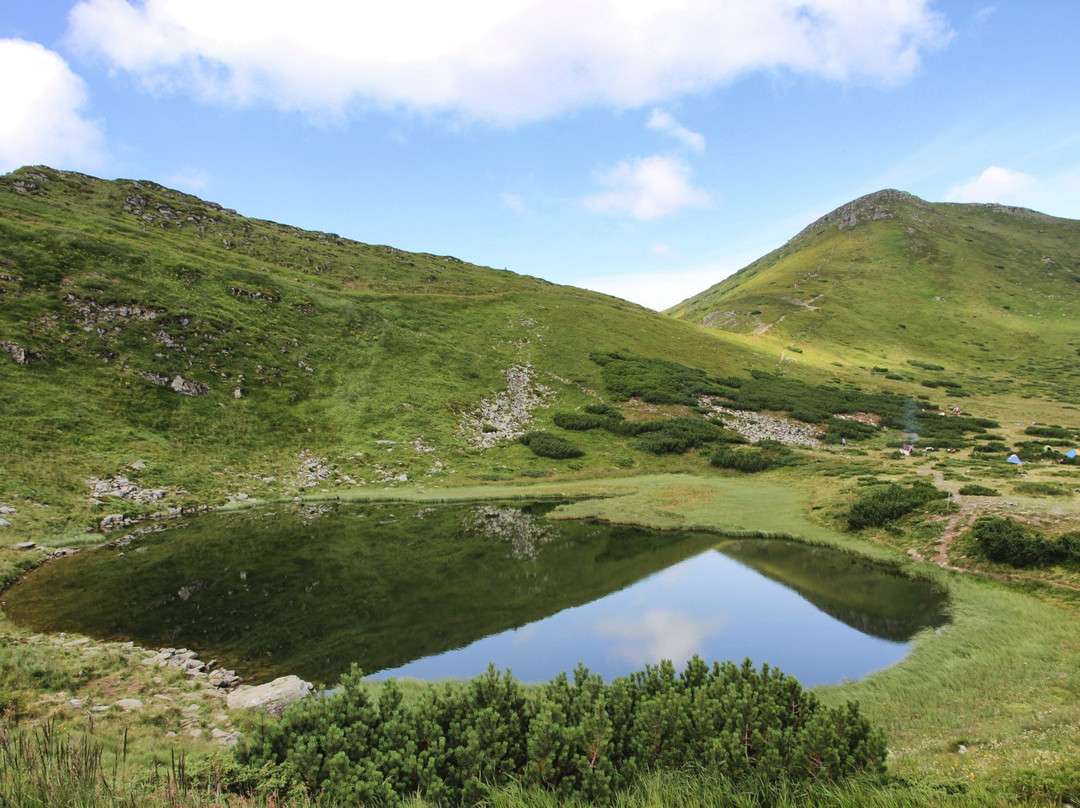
[227,675,316,716]
[211,728,242,747]
[2,340,45,365]
[115,698,144,711]
[88,475,168,504]
[698,397,823,447]
[10,541,35,550]
[67,699,83,709]
[170,376,210,396]
[0,520,11,529]
[462,363,554,448]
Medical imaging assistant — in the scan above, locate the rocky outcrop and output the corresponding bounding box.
[143,647,242,689]
[88,475,167,504]
[698,397,822,447]
[2,340,45,365]
[226,675,315,716]
[284,450,360,490]
[462,363,553,448]
[133,371,209,396]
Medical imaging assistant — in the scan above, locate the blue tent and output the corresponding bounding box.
[1067,449,1078,459]
[1006,454,1023,465]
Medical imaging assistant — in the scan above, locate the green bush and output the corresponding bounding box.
[958,484,1000,496]
[584,403,623,418]
[1024,425,1074,439]
[906,359,945,371]
[972,517,1080,567]
[589,352,722,405]
[825,417,879,443]
[710,447,773,472]
[628,417,725,455]
[519,432,584,459]
[236,659,887,805]
[553,411,613,431]
[847,480,948,529]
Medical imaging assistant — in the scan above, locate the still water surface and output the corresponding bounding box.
[2,501,947,686]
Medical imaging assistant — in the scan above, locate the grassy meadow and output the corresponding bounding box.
[2,170,1080,805]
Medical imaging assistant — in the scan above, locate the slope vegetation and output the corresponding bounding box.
[668,190,1080,405]
[0,166,763,538]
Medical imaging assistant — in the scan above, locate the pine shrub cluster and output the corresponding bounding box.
[519,432,584,459]
[589,352,722,405]
[973,517,1080,567]
[550,410,728,455]
[847,480,948,529]
[710,442,798,473]
[237,658,887,805]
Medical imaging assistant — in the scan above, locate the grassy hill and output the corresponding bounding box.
[4,170,1080,806]
[0,166,772,541]
[668,189,1080,406]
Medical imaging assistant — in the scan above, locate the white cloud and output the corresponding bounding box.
[499,192,529,214]
[944,165,1080,219]
[593,609,725,668]
[0,39,106,173]
[583,155,710,220]
[66,0,951,124]
[647,109,705,152]
[945,165,1036,203]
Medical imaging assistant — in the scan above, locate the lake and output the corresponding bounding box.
[1,500,947,687]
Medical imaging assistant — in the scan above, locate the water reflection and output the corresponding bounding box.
[2,502,946,687]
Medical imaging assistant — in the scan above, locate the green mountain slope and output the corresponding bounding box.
[668,190,1080,403]
[0,167,767,535]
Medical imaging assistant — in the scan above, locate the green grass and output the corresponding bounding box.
[4,171,1080,806]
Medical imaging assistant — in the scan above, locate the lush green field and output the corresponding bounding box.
[3,170,1080,806]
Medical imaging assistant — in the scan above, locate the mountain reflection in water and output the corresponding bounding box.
[3,502,947,686]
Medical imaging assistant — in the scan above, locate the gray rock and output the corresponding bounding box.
[10,541,35,550]
[226,675,315,716]
[170,376,209,396]
[115,698,144,711]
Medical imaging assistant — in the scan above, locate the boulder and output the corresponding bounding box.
[227,675,315,716]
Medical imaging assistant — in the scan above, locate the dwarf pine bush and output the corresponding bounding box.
[847,480,948,529]
[237,658,886,806]
[519,432,585,459]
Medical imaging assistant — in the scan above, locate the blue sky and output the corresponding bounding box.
[2,1,1078,309]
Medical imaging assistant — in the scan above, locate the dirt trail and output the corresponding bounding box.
[914,464,1080,592]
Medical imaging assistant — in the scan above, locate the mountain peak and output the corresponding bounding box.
[789,189,931,243]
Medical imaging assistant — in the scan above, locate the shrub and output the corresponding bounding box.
[589,352,722,405]
[236,659,887,805]
[584,403,623,418]
[631,418,725,455]
[1024,425,1074,439]
[847,480,948,529]
[825,418,878,443]
[972,517,1080,567]
[552,411,612,431]
[710,442,798,473]
[519,432,584,459]
[906,359,945,371]
[710,447,773,472]
[958,484,1000,496]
